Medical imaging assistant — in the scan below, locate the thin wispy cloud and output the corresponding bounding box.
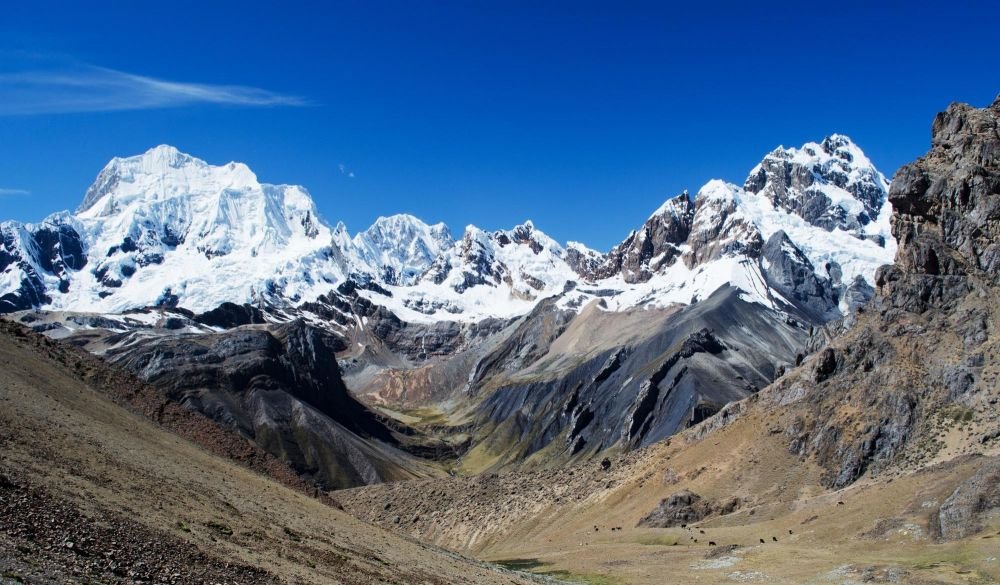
[0,64,308,115]
[0,188,30,196]
[338,163,356,179]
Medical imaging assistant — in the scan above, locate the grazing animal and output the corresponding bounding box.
[788,529,793,534]
[681,524,687,528]
[759,538,765,544]
[772,536,778,542]
[837,501,845,506]
[699,529,705,534]
[693,539,698,543]
[708,541,716,546]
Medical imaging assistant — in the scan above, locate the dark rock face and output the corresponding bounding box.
[767,97,1000,493]
[684,190,762,268]
[194,302,269,329]
[760,231,838,320]
[637,490,712,528]
[581,194,695,283]
[842,275,875,312]
[103,320,413,489]
[891,100,1000,279]
[564,245,602,277]
[31,223,88,276]
[452,230,506,293]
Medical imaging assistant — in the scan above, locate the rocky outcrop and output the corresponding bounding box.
[577,193,694,283]
[683,182,763,267]
[760,230,838,320]
[932,457,1000,540]
[193,301,269,329]
[890,99,1000,279]
[763,96,1000,490]
[637,490,713,527]
[0,216,86,311]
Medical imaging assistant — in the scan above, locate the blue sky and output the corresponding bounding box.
[1,1,998,251]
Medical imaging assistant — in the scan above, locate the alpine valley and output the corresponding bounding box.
[1,132,894,486]
[2,97,999,584]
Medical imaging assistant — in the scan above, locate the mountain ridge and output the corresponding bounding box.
[1,134,893,325]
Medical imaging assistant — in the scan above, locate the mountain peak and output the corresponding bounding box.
[743,135,889,235]
[75,145,266,216]
[142,143,188,163]
[111,144,204,176]
[649,191,691,219]
[349,214,455,286]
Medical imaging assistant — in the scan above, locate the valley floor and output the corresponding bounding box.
[340,408,1000,585]
[477,466,1000,585]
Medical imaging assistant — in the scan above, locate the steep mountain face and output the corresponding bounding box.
[744,134,892,241]
[0,214,86,311]
[573,193,695,283]
[767,96,1000,488]
[2,134,898,482]
[3,145,342,314]
[95,320,437,489]
[349,214,453,285]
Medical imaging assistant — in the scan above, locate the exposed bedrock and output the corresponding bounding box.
[103,319,429,489]
[762,97,1000,491]
[472,287,809,468]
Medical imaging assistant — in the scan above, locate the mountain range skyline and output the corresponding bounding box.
[6,133,887,255]
[1,133,892,325]
[3,2,1000,250]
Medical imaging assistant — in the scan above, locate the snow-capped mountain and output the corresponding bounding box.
[1,136,895,323]
[2,145,344,313]
[557,134,893,319]
[349,214,453,286]
[744,134,892,242]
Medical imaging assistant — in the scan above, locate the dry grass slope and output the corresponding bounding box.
[0,322,538,584]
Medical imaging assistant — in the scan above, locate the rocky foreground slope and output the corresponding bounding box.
[0,321,537,585]
[338,97,1000,584]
